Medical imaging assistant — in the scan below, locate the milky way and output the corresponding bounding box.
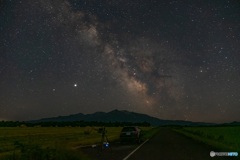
[0,0,240,123]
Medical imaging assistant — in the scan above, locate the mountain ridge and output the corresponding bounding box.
[27,109,218,126]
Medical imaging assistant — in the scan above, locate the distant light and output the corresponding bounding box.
[74,84,77,87]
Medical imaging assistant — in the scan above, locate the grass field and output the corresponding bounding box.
[0,126,158,159]
[171,126,240,153]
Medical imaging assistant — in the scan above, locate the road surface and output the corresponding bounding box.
[78,127,236,160]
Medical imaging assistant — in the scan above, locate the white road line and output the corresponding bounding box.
[122,139,149,160]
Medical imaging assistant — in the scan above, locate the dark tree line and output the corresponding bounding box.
[0,121,151,127]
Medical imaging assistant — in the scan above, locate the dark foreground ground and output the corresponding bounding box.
[78,127,237,160]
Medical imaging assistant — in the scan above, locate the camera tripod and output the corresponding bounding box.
[97,128,112,153]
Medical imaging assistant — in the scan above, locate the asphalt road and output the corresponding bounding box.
[78,127,236,160]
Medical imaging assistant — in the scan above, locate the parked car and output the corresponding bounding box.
[120,126,142,144]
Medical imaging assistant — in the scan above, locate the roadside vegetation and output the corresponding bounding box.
[171,126,240,153]
[0,121,150,127]
[141,127,161,141]
[0,126,158,160]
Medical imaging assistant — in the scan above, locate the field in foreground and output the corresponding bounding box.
[0,126,156,159]
[171,126,240,153]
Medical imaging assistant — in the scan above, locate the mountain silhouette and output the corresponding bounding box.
[28,109,216,126]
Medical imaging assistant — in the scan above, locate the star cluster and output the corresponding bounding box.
[0,0,239,123]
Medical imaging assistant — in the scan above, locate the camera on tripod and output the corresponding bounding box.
[98,127,112,152]
[98,127,107,134]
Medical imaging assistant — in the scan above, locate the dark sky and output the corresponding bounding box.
[1,0,240,123]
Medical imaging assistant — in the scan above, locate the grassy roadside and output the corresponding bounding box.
[0,126,158,160]
[171,127,240,154]
[1,140,92,160]
[141,127,161,141]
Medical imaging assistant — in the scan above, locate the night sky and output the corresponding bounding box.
[1,0,240,123]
